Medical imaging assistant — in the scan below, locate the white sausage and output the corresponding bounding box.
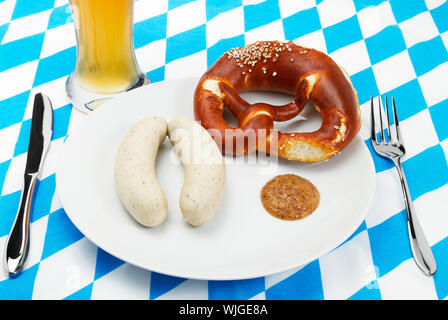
[168,117,225,227]
[115,116,168,227]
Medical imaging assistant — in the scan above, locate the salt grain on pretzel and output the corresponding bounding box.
[194,41,361,162]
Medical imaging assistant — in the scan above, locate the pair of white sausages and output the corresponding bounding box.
[114,117,225,227]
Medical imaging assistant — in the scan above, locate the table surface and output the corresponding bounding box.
[1,0,448,300]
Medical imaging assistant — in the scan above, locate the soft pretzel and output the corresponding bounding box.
[194,41,361,162]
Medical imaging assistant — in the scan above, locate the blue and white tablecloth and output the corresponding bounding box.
[1,0,448,300]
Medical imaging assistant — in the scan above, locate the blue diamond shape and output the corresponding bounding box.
[350,67,379,105]
[429,99,448,142]
[147,66,165,83]
[0,191,22,237]
[353,0,384,12]
[41,208,84,260]
[207,34,245,67]
[166,24,206,63]
[206,0,242,21]
[323,16,363,53]
[0,160,11,195]
[244,0,281,32]
[52,105,72,140]
[383,79,427,122]
[365,26,406,65]
[94,248,125,280]
[31,174,56,222]
[0,263,39,299]
[13,119,31,157]
[0,91,29,131]
[402,144,448,200]
[408,36,448,77]
[209,277,265,300]
[12,0,55,20]
[134,13,167,49]
[368,210,412,277]
[431,1,448,33]
[47,4,72,29]
[265,260,324,299]
[33,46,76,87]
[150,272,186,300]
[390,0,428,23]
[283,7,322,41]
[433,237,448,299]
[0,23,9,43]
[0,33,44,72]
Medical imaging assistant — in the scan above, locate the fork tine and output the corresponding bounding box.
[385,96,392,143]
[392,96,402,143]
[377,96,385,143]
[370,97,378,144]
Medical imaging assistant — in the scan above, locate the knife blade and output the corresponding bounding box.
[4,93,53,277]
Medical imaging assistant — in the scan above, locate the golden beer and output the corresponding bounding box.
[66,0,148,111]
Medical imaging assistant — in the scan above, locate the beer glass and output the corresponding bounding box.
[66,0,148,112]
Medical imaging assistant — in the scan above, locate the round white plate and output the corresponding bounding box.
[56,77,376,280]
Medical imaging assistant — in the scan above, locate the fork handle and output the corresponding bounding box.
[394,159,437,275]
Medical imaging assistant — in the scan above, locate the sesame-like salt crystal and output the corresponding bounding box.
[225,41,292,69]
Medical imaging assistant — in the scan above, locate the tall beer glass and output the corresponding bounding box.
[66,0,148,112]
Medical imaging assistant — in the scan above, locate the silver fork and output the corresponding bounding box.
[370,96,436,276]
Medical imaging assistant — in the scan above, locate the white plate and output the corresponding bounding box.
[56,77,376,280]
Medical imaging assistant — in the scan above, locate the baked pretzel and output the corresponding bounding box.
[194,41,361,162]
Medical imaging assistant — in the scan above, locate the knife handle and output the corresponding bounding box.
[4,173,38,276]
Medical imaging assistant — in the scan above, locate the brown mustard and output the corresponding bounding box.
[261,174,320,220]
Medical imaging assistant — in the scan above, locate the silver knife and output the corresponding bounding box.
[4,93,53,277]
